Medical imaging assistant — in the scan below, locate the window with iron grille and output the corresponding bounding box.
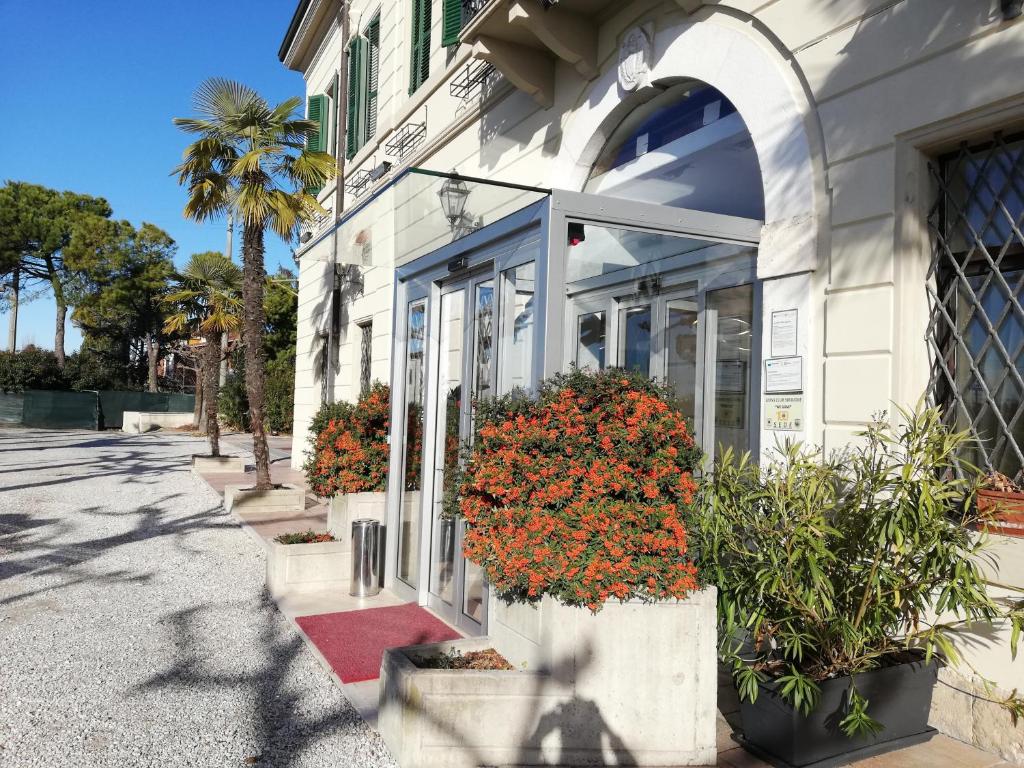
[927,131,1024,480]
[358,320,373,397]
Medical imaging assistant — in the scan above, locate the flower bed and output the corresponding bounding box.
[415,647,513,670]
[380,368,716,768]
[274,530,335,545]
[452,366,703,611]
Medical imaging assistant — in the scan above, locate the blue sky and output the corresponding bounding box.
[0,0,306,351]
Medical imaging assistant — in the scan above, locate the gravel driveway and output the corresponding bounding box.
[0,428,396,768]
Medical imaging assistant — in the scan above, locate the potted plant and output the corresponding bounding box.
[266,529,348,598]
[304,382,391,541]
[378,367,719,768]
[698,405,1024,767]
[977,470,1024,536]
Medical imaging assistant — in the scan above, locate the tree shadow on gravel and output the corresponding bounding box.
[0,495,235,607]
[0,431,203,491]
[135,591,373,768]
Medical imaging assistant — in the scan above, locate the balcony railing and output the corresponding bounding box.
[462,0,491,26]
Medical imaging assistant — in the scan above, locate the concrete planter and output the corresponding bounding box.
[122,411,194,433]
[224,483,305,517]
[266,539,349,598]
[191,455,247,474]
[328,492,387,539]
[378,588,717,768]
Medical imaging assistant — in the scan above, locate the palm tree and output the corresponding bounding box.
[173,79,334,489]
[163,251,243,458]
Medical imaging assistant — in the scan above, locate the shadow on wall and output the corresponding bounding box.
[308,263,364,406]
[393,637,639,766]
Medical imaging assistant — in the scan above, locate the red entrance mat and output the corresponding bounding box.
[296,603,462,683]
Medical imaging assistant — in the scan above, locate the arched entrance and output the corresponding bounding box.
[553,12,829,451]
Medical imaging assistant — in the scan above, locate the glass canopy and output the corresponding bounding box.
[301,168,549,268]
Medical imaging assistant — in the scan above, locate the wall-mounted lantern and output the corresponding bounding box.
[438,174,471,233]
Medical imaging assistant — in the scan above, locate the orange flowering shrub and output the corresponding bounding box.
[304,383,391,497]
[456,367,704,612]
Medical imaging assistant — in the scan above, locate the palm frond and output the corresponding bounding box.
[193,78,262,122]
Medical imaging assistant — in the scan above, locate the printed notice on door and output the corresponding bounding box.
[764,394,803,432]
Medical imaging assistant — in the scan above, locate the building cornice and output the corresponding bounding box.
[280,0,341,72]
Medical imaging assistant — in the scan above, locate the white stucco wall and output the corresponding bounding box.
[284,0,1024,738]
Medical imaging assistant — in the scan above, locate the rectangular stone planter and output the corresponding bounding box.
[122,411,194,434]
[328,492,387,540]
[378,588,717,768]
[266,539,349,598]
[191,455,247,474]
[224,483,306,517]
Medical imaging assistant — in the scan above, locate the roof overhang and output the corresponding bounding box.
[278,0,341,73]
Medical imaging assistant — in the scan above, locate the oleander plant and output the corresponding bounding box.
[451,366,704,612]
[697,404,1024,737]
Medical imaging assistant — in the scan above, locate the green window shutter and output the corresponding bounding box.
[306,94,326,153]
[409,0,431,94]
[441,0,462,47]
[344,39,360,159]
[345,38,365,159]
[305,93,328,195]
[366,15,380,139]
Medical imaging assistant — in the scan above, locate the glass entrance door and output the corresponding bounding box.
[426,277,492,633]
[571,280,755,460]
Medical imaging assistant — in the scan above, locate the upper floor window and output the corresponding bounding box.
[409,0,431,94]
[442,0,480,46]
[346,13,381,159]
[585,81,764,220]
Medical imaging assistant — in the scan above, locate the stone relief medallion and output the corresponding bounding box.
[618,25,652,92]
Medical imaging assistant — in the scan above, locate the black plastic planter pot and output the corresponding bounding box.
[737,658,938,768]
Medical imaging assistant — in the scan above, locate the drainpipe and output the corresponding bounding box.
[221,212,233,386]
[326,1,350,404]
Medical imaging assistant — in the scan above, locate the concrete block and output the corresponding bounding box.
[327,492,387,542]
[122,411,194,434]
[378,588,718,768]
[191,455,247,474]
[266,539,350,598]
[224,484,306,517]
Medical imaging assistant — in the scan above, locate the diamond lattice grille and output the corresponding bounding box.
[927,132,1024,479]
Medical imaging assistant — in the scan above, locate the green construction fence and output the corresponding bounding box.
[12,390,195,430]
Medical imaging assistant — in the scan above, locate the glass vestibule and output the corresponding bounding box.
[387,189,760,632]
[564,221,759,461]
[388,211,544,632]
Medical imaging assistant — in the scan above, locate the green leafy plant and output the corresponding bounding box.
[219,350,294,435]
[698,403,1024,737]
[0,347,67,392]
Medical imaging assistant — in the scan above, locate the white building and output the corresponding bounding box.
[279,0,1024,757]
